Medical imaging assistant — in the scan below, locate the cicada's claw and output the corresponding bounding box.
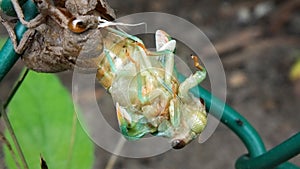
[116,103,154,140]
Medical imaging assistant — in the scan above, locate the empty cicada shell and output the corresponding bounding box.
[0,0,115,72]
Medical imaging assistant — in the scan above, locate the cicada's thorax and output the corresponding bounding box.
[96,28,141,89]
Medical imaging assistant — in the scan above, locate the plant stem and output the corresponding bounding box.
[3,68,29,110]
[0,68,30,169]
[105,137,126,169]
[1,105,29,169]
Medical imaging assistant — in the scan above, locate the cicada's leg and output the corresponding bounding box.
[134,45,153,104]
[103,49,117,72]
[156,119,174,137]
[116,102,154,140]
[159,49,176,86]
[33,0,71,28]
[135,46,173,102]
[11,0,45,28]
[154,30,176,86]
[13,0,70,29]
[0,14,36,54]
[132,31,176,104]
[132,33,177,104]
[141,88,171,120]
[136,30,176,96]
[178,55,206,101]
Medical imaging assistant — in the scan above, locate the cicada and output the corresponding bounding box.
[1,0,207,149]
[89,26,208,149]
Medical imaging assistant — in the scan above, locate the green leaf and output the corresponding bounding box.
[290,59,300,81]
[4,71,94,169]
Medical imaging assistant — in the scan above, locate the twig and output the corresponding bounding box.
[3,68,29,110]
[104,136,126,169]
[1,104,29,169]
[0,131,22,169]
[0,68,30,169]
[66,111,78,168]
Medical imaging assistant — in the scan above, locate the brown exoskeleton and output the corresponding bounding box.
[0,0,115,72]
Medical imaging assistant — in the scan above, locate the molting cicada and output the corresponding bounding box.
[0,0,207,149]
[93,27,208,149]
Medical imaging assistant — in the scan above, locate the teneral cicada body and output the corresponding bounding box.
[96,27,208,149]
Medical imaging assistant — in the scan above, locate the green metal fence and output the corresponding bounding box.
[0,1,299,169]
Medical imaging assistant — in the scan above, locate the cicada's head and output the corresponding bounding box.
[168,96,207,149]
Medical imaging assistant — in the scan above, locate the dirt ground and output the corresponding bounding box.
[0,0,300,169]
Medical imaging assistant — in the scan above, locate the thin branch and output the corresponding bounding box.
[0,68,30,169]
[3,68,29,110]
[1,104,29,169]
[105,137,126,169]
[0,131,22,169]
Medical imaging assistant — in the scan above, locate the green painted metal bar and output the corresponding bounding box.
[277,162,300,169]
[0,0,38,81]
[0,0,27,16]
[235,132,300,169]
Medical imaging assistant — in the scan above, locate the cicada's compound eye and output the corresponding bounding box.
[68,18,88,33]
[171,139,186,149]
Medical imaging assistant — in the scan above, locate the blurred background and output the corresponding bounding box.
[0,0,300,168]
